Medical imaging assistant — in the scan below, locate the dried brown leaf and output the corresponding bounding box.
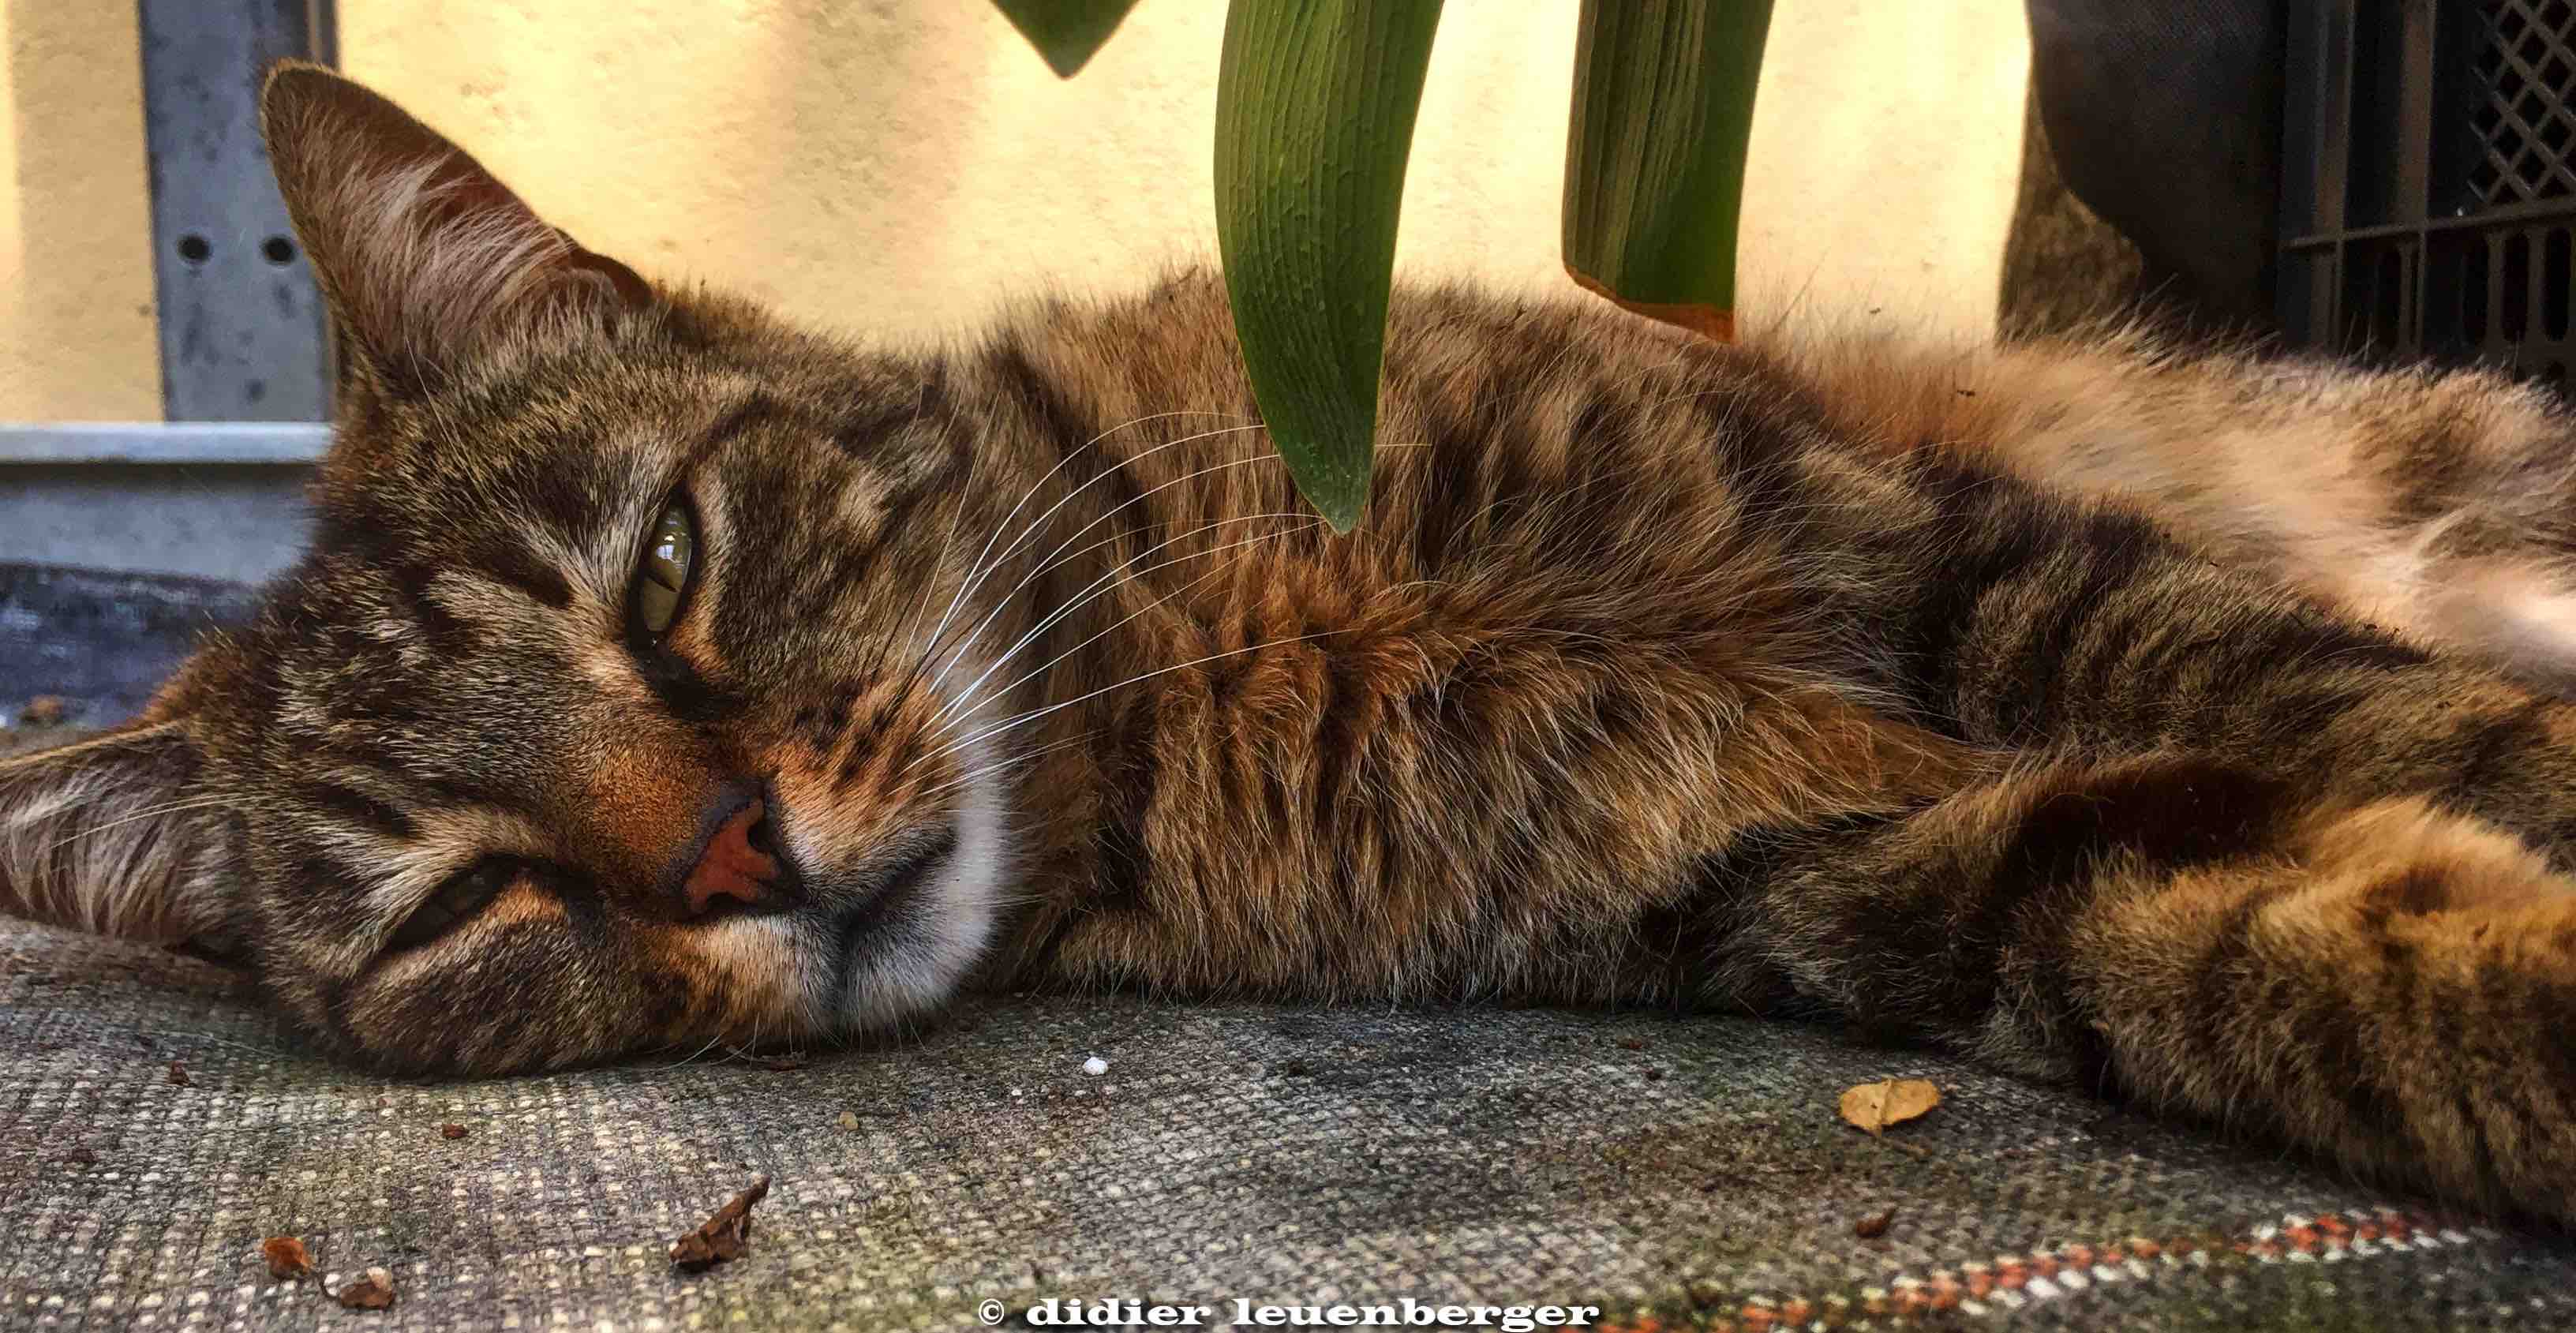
[165,1060,189,1088]
[334,1266,395,1310]
[1854,1207,1896,1238]
[669,1175,770,1271]
[260,1236,312,1280]
[1838,1078,1940,1135]
[439,1123,468,1140]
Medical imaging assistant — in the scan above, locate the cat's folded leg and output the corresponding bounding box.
[1715,751,2576,1224]
[1770,470,2576,1219]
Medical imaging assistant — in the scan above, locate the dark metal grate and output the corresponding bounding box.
[2469,0,2576,204]
[2280,1,2576,391]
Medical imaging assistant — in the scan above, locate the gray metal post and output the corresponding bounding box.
[137,0,336,422]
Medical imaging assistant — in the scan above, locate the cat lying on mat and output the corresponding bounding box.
[8,63,2576,1226]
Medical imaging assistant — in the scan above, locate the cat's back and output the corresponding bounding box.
[960,268,1917,590]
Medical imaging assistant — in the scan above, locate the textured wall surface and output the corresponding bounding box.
[2,0,161,420]
[2,1,2030,421]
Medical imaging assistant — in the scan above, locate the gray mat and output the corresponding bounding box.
[0,564,260,730]
[5,918,2573,1331]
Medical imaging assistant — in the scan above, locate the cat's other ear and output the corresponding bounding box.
[0,723,230,947]
[258,60,654,397]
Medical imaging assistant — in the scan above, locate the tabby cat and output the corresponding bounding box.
[9,64,2576,1226]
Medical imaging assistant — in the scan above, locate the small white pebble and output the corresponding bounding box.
[835,1110,859,1131]
[1081,1055,1108,1077]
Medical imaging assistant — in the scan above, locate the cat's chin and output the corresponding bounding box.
[817,758,1012,1035]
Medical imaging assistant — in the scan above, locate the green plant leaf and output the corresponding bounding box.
[992,0,1142,78]
[1215,0,1445,533]
[1563,0,1773,342]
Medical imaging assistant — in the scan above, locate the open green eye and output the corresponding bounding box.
[631,498,698,639]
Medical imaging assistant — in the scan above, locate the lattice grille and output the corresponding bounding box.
[2472,0,2576,204]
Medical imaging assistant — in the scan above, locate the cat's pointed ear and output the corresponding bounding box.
[258,60,654,396]
[0,722,230,947]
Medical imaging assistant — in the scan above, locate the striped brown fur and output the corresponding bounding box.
[7,65,2576,1224]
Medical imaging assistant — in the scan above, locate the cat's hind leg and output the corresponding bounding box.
[1713,456,2576,1219]
[1692,749,2576,1223]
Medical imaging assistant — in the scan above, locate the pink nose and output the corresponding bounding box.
[683,799,780,916]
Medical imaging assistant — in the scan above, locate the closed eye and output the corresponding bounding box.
[385,858,520,953]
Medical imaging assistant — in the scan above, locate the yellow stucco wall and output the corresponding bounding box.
[2,2,2029,421]
[2,0,160,420]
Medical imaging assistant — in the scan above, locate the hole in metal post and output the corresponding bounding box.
[261,236,296,265]
[176,234,211,264]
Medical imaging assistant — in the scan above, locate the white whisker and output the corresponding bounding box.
[930,519,1320,736]
[910,630,1341,775]
[922,447,1294,694]
[44,796,234,852]
[655,1029,732,1069]
[915,731,1098,803]
[915,423,1275,695]
[931,514,1318,727]
[886,431,987,675]
[921,414,1259,672]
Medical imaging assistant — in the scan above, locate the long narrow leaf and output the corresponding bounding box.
[1215,0,1445,532]
[1563,0,1773,342]
[992,0,1141,78]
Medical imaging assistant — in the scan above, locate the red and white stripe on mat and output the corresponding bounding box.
[1597,1208,2505,1331]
